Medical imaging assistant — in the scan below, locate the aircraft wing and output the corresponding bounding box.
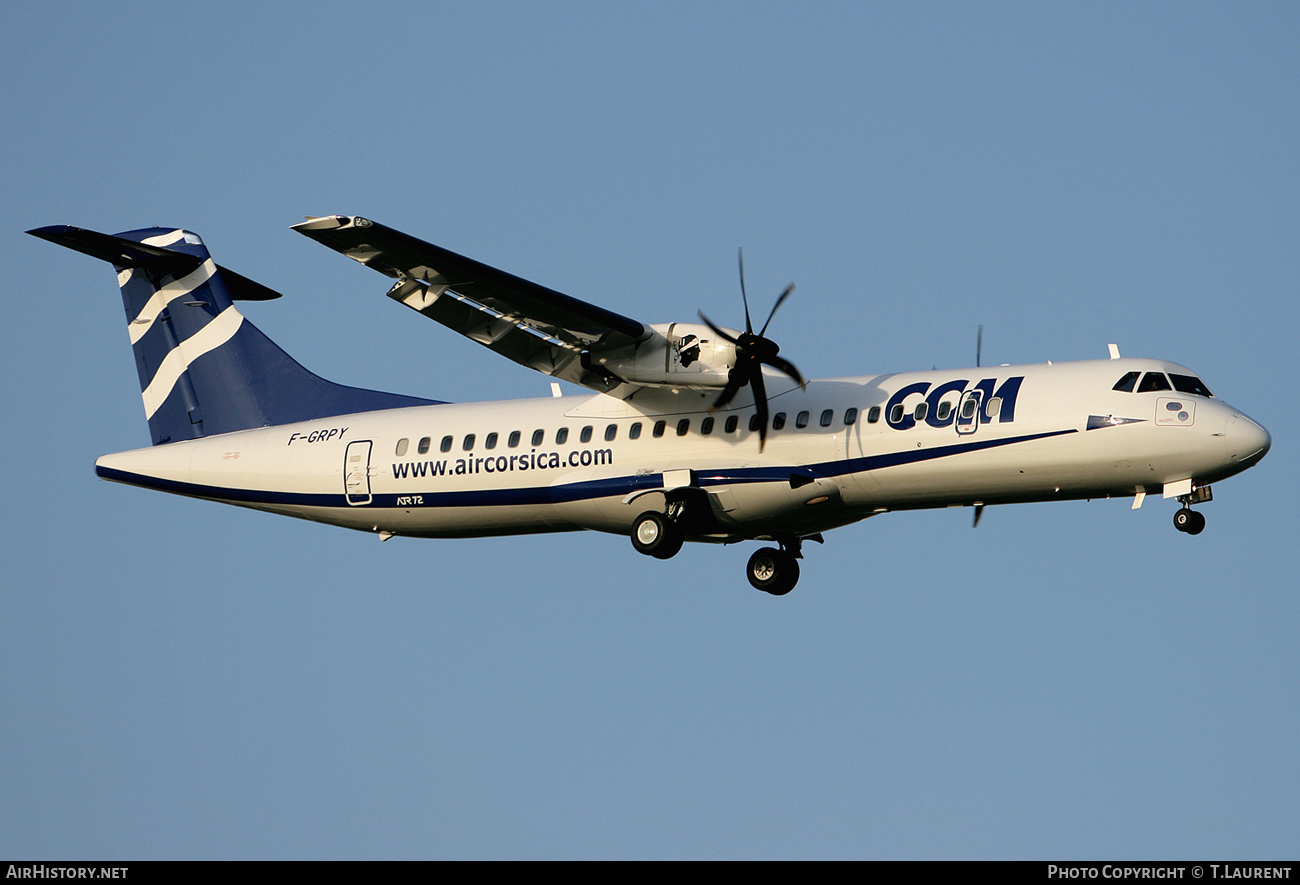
[292,215,650,393]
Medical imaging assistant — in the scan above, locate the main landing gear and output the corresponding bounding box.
[629,509,809,595]
[631,510,685,559]
[746,543,801,596]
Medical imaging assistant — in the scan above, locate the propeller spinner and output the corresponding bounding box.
[698,249,806,451]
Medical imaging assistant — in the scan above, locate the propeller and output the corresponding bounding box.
[698,248,806,451]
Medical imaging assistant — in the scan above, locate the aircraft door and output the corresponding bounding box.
[955,390,982,435]
[344,440,374,505]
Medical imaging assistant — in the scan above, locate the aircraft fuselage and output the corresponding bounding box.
[95,356,1270,543]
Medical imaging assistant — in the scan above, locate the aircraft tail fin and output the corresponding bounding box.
[29,225,439,445]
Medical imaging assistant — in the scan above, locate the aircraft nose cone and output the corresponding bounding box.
[1226,414,1271,465]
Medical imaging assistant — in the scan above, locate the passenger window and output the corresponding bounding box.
[653,420,666,438]
[725,415,739,433]
[1170,373,1213,397]
[580,425,593,443]
[960,397,977,420]
[844,408,858,426]
[418,437,431,454]
[676,419,690,436]
[531,429,544,447]
[462,434,475,451]
[701,416,714,435]
[1113,371,1140,393]
[794,411,808,428]
[508,430,521,448]
[1137,372,1172,393]
[773,412,787,431]
[820,409,833,427]
[485,432,498,450]
[395,438,409,456]
[867,406,881,424]
[629,422,642,440]
[750,413,763,432]
[605,424,617,441]
[986,397,1001,418]
[914,402,929,421]
[440,435,453,453]
[556,427,569,444]
[935,402,952,422]
[889,404,904,424]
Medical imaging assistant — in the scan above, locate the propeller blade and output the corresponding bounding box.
[750,365,769,452]
[977,324,983,368]
[708,251,801,452]
[698,311,740,345]
[764,353,806,390]
[973,504,985,528]
[737,248,754,333]
[711,369,746,411]
[758,284,795,337]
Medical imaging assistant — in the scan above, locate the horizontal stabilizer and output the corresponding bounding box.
[27,225,282,300]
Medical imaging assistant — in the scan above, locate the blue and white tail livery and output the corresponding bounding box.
[30,224,437,445]
[29,216,1271,595]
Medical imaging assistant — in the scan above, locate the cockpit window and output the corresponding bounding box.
[1170,373,1213,397]
[1112,371,1140,393]
[1137,372,1172,393]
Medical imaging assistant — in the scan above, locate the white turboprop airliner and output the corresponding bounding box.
[29,216,1271,594]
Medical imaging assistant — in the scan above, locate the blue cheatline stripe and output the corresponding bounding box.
[96,465,342,507]
[96,427,1078,510]
[692,427,1078,487]
[823,426,1077,476]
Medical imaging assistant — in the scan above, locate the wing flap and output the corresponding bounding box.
[385,273,617,390]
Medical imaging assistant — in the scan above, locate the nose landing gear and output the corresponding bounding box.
[1173,486,1211,535]
[1173,507,1206,535]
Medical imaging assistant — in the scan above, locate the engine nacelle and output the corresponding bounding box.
[590,322,738,388]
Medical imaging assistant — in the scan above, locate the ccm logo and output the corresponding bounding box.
[884,377,1023,430]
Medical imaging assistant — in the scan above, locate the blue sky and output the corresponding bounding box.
[2,1,1296,859]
